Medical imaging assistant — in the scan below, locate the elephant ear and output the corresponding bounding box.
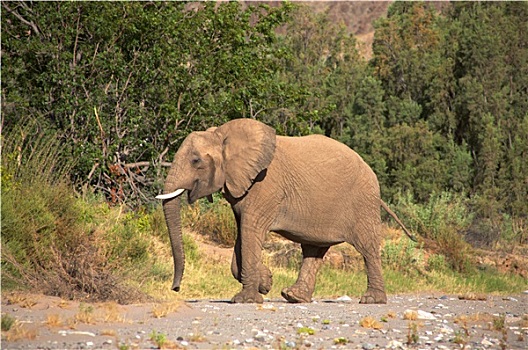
[215,119,276,198]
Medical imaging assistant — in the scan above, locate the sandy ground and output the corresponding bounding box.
[2,292,527,350]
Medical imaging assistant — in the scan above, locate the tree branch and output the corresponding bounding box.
[2,2,41,36]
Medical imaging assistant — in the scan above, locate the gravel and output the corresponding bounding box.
[2,293,527,349]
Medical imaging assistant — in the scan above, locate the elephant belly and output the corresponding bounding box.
[273,229,345,246]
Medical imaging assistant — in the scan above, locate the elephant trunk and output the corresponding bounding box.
[161,172,185,292]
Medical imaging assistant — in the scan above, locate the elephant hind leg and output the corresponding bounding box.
[348,222,387,304]
[281,245,329,303]
[359,254,387,304]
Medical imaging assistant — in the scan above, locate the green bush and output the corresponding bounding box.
[395,191,473,272]
[382,239,422,272]
[1,314,15,332]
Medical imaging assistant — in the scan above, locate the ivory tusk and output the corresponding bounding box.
[156,188,185,200]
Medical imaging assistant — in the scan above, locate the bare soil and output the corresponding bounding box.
[2,292,527,350]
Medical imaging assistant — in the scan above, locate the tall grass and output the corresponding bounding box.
[181,193,237,247]
[1,121,144,303]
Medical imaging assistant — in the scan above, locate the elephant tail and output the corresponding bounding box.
[380,200,417,242]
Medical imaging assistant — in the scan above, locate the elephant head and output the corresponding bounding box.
[156,119,276,292]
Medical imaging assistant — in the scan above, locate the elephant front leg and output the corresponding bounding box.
[282,245,329,303]
[230,219,269,304]
[231,240,272,296]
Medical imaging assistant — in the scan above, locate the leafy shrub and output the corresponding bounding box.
[1,314,15,332]
[395,191,473,272]
[426,254,450,272]
[382,239,422,272]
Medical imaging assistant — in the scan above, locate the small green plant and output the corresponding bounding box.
[333,337,348,345]
[322,319,331,325]
[452,330,468,345]
[149,330,167,348]
[1,314,16,331]
[407,322,419,345]
[493,314,506,331]
[297,327,315,335]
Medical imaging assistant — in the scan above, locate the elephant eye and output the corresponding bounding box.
[191,157,201,165]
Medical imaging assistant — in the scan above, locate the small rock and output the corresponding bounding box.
[481,338,494,346]
[503,296,518,302]
[337,295,352,302]
[285,341,296,348]
[261,304,276,310]
[439,325,454,334]
[245,338,254,344]
[362,343,376,350]
[386,340,404,349]
[86,342,94,347]
[417,310,436,320]
[58,330,96,337]
[180,341,189,346]
[103,340,113,345]
[232,339,241,346]
[254,331,267,342]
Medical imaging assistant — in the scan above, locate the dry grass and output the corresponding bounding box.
[359,316,383,330]
[57,300,71,309]
[386,310,397,319]
[100,329,117,336]
[74,304,96,325]
[151,300,182,319]
[454,312,494,325]
[97,302,127,323]
[403,310,418,321]
[3,323,38,342]
[45,314,63,327]
[458,292,488,301]
[521,314,528,328]
[188,331,207,342]
[5,293,38,309]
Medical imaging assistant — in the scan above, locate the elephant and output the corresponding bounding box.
[157,118,415,304]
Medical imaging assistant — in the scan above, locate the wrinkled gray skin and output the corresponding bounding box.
[158,119,415,304]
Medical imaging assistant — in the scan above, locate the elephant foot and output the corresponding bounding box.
[258,268,273,295]
[231,289,264,304]
[259,281,272,295]
[360,288,387,304]
[281,286,312,303]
